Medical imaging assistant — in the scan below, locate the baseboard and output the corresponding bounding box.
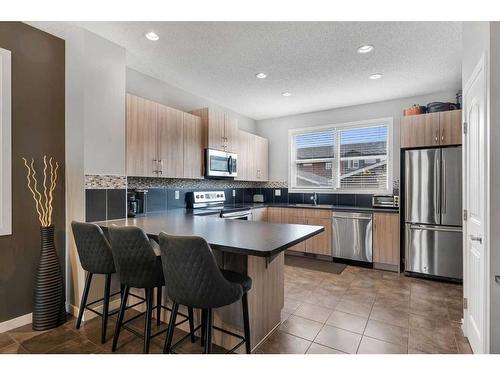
[0,313,33,333]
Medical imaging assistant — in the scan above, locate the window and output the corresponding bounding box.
[289,118,392,194]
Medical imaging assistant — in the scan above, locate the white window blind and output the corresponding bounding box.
[289,118,392,194]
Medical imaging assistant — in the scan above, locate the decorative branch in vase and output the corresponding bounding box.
[22,156,66,330]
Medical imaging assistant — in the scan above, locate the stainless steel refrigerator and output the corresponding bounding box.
[404,147,463,280]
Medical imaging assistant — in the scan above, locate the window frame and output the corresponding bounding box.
[288,117,393,194]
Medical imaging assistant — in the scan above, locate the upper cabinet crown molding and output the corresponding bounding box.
[400,109,462,149]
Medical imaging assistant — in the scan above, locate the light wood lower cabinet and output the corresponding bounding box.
[267,207,282,224]
[281,208,332,256]
[252,207,268,222]
[373,212,400,271]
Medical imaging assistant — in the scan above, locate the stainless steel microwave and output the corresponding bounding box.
[205,149,237,178]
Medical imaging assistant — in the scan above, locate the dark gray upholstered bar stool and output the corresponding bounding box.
[158,232,252,354]
[71,221,120,344]
[108,226,195,354]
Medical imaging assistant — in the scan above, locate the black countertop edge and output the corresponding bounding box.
[230,203,400,214]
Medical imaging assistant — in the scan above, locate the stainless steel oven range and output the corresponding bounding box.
[186,191,252,220]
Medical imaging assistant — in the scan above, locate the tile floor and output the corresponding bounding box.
[0,264,472,354]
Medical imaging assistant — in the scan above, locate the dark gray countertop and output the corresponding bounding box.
[95,211,324,258]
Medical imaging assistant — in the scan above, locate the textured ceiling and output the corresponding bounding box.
[75,22,461,120]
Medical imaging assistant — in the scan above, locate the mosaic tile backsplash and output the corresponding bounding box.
[85,175,127,189]
[127,177,288,190]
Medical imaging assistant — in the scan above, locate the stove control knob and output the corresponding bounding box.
[195,195,200,199]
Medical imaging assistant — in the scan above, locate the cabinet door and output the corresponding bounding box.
[373,212,400,266]
[158,105,184,178]
[282,209,306,252]
[256,136,269,181]
[247,133,258,181]
[439,110,462,146]
[126,94,158,177]
[235,130,249,181]
[305,217,332,256]
[400,113,440,148]
[252,207,268,222]
[207,109,226,151]
[183,113,204,179]
[224,114,239,153]
[267,207,282,224]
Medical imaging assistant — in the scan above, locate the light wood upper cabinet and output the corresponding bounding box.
[190,108,238,152]
[158,105,184,178]
[255,136,269,181]
[439,110,462,146]
[126,94,159,177]
[400,110,462,149]
[183,113,204,179]
[126,94,203,179]
[236,130,269,182]
[373,212,400,267]
[235,130,250,181]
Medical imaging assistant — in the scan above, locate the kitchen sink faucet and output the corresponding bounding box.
[310,192,318,206]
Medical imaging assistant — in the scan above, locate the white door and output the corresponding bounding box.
[463,54,488,353]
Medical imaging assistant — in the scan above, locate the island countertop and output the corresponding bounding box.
[95,210,324,257]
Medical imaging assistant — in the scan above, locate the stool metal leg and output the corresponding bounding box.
[112,285,129,352]
[76,272,93,329]
[204,308,213,354]
[156,286,162,326]
[101,273,112,344]
[242,293,251,354]
[144,288,153,354]
[163,302,179,353]
[200,309,207,346]
[188,307,195,343]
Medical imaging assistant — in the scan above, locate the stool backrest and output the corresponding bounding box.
[158,232,242,309]
[108,226,163,288]
[71,221,115,274]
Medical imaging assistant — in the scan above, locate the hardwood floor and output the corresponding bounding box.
[0,265,472,354]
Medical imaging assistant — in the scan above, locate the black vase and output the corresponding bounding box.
[32,226,67,331]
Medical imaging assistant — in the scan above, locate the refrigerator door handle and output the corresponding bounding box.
[435,156,440,215]
[442,158,447,214]
[409,224,462,233]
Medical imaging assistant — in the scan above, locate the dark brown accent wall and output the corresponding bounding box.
[0,22,65,323]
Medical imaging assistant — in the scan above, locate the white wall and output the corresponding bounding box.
[256,90,459,184]
[83,32,126,176]
[126,68,257,133]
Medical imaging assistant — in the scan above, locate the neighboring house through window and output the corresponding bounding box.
[289,117,393,194]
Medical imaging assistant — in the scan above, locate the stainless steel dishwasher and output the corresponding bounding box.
[332,211,373,262]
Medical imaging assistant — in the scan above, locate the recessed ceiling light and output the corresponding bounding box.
[256,72,267,79]
[369,73,383,80]
[145,31,159,41]
[281,91,292,97]
[357,44,374,54]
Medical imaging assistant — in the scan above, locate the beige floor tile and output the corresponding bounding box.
[357,336,406,354]
[0,343,29,354]
[410,295,449,320]
[306,342,345,354]
[335,298,373,318]
[314,325,362,354]
[283,297,302,313]
[304,288,343,309]
[293,303,333,323]
[0,333,15,350]
[370,305,409,328]
[326,310,368,334]
[256,331,311,354]
[364,319,408,347]
[279,315,324,341]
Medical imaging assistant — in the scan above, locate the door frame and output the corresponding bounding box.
[462,52,490,353]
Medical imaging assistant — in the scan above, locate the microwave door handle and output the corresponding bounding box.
[227,155,232,174]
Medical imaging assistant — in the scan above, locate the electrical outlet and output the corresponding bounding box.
[232,189,236,197]
[275,189,281,197]
[175,191,180,200]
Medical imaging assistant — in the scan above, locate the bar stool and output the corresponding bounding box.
[108,226,194,353]
[71,221,121,344]
[158,233,252,354]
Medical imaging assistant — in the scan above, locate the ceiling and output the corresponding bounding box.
[75,21,462,120]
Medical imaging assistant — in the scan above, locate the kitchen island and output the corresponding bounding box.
[97,211,323,351]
